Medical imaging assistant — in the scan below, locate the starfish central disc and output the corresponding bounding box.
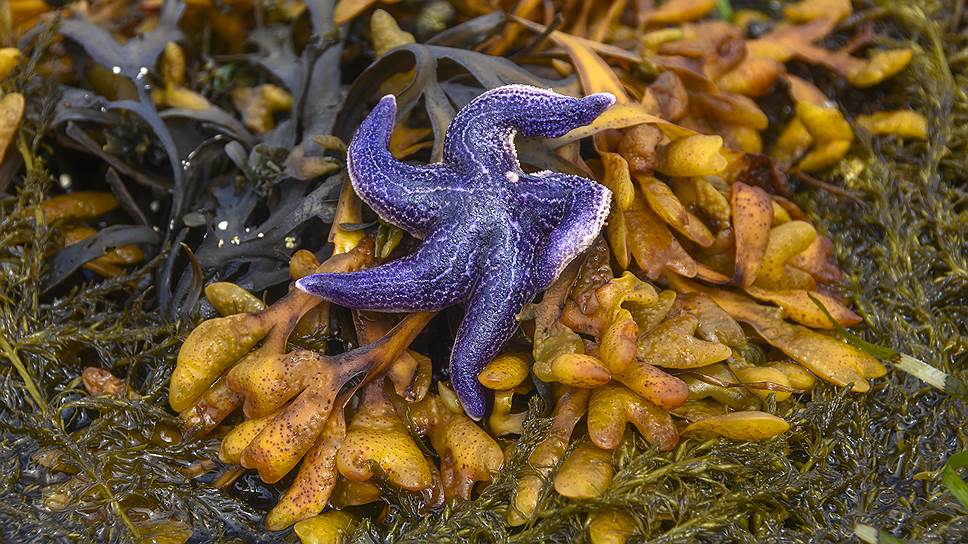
[297,84,614,419]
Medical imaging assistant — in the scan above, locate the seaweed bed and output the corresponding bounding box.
[0,0,965,543]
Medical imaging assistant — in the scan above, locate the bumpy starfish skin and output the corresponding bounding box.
[297,85,614,419]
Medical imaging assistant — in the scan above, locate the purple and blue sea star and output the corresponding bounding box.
[297,85,615,419]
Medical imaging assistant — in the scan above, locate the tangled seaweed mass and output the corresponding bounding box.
[0,0,965,543]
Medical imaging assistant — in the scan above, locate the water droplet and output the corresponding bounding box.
[218,239,225,248]
[111,66,121,75]
[217,220,229,231]
[231,236,241,245]
[58,173,72,189]
[284,236,297,249]
[149,201,160,212]
[257,232,265,238]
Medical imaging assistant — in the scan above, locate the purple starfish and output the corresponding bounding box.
[297,85,614,419]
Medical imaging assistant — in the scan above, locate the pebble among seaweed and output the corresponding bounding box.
[0,0,965,543]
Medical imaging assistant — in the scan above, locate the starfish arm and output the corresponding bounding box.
[443,85,615,177]
[450,234,538,420]
[296,225,484,311]
[348,95,456,237]
[533,174,613,291]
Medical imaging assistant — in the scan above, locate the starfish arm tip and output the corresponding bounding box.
[346,93,453,236]
[588,92,616,107]
[371,93,397,120]
[293,276,317,296]
[577,93,616,125]
[533,177,612,290]
[291,226,487,311]
[454,378,487,421]
[448,266,533,420]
